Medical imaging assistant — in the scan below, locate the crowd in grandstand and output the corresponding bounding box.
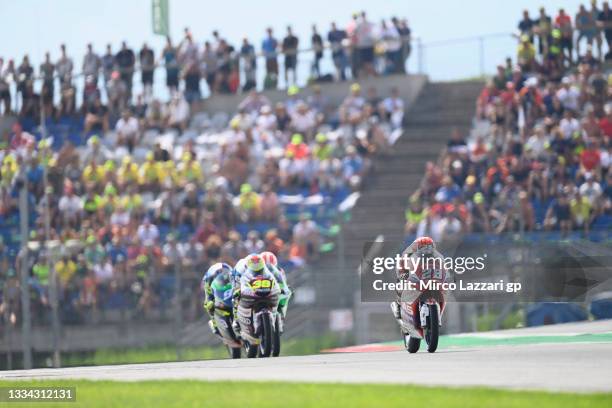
[405,3,612,242]
[0,80,404,325]
[0,11,411,120]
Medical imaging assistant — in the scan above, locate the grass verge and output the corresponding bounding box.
[0,380,609,408]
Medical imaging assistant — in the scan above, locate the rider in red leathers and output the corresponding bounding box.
[390,236,451,331]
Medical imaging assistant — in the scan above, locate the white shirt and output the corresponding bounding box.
[94,262,113,282]
[556,86,580,111]
[137,224,160,246]
[58,195,83,215]
[559,117,580,139]
[115,117,139,138]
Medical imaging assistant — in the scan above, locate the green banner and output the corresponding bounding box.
[152,0,169,36]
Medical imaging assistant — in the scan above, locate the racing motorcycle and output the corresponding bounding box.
[235,269,280,358]
[398,262,448,353]
[211,274,242,359]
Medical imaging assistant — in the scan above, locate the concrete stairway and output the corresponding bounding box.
[311,80,484,314]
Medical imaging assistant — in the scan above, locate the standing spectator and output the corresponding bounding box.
[576,4,598,57]
[555,8,574,64]
[393,17,411,73]
[162,37,180,93]
[82,43,101,86]
[40,52,55,105]
[139,43,155,101]
[282,26,299,86]
[0,58,11,114]
[56,44,73,86]
[355,11,377,77]
[311,24,324,78]
[535,7,553,56]
[116,41,136,101]
[101,44,115,94]
[240,38,257,92]
[201,41,217,94]
[590,0,604,59]
[262,27,279,89]
[183,60,201,104]
[518,10,535,43]
[16,55,33,105]
[380,19,401,74]
[598,1,612,59]
[328,22,348,80]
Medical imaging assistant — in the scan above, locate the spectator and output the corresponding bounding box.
[535,7,553,56]
[328,22,348,80]
[0,58,11,114]
[240,38,257,92]
[139,43,155,101]
[380,19,402,74]
[311,25,324,78]
[355,11,377,77]
[262,27,279,89]
[598,1,612,59]
[162,37,180,93]
[576,4,598,57]
[101,44,115,88]
[116,41,136,100]
[115,109,140,152]
[518,10,535,43]
[282,26,299,85]
[292,213,320,261]
[82,43,101,86]
[56,44,73,86]
[555,8,574,64]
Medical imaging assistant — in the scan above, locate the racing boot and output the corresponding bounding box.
[208,320,221,336]
[390,301,402,326]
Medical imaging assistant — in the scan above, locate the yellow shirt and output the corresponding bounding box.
[55,260,77,285]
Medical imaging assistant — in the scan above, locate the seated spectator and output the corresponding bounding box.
[292,213,320,261]
[115,109,140,152]
[237,183,260,221]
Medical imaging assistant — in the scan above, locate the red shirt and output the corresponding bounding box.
[580,148,601,170]
[599,117,612,138]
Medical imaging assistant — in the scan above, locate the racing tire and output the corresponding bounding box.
[229,346,241,359]
[258,313,273,358]
[272,314,281,357]
[245,341,258,358]
[425,304,439,353]
[404,333,421,353]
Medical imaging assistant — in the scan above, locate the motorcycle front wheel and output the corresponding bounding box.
[258,313,273,358]
[272,314,281,357]
[424,304,439,353]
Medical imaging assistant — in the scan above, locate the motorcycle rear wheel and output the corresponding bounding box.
[258,313,273,358]
[424,304,439,353]
[272,314,281,357]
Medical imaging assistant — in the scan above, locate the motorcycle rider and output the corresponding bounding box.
[260,251,292,319]
[201,262,234,335]
[231,253,279,333]
[390,236,449,329]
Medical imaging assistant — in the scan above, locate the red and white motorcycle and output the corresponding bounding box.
[397,262,448,353]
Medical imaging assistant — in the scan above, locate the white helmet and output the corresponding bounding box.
[234,258,249,277]
[407,236,436,257]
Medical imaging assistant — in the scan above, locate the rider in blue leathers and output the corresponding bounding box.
[201,262,234,335]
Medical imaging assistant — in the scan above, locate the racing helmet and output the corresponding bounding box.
[246,253,265,272]
[234,258,249,276]
[407,236,436,257]
[260,251,278,267]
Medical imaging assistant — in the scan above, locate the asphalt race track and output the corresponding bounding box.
[2,321,612,392]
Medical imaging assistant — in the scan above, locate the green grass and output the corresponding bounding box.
[0,380,609,408]
[58,335,344,368]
